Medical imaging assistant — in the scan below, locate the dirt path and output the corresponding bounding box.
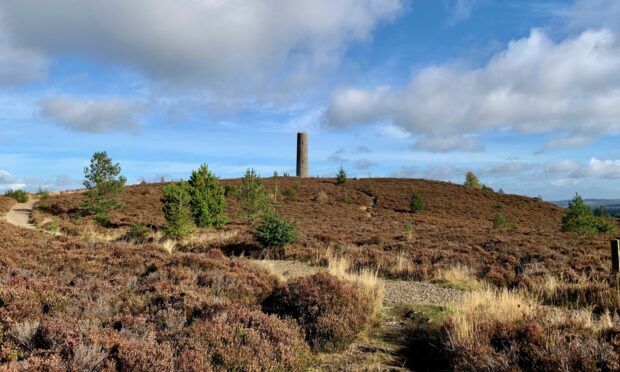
[3,198,36,229]
[255,259,464,306]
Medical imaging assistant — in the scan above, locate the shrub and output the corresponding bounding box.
[463,171,482,189]
[237,168,272,224]
[37,187,50,200]
[188,164,228,229]
[265,272,376,352]
[405,223,414,240]
[123,223,151,243]
[254,210,297,249]
[4,189,29,203]
[409,192,426,213]
[561,194,614,234]
[223,184,238,197]
[481,184,494,192]
[81,151,126,225]
[161,182,195,239]
[282,187,298,202]
[493,213,506,230]
[336,166,347,185]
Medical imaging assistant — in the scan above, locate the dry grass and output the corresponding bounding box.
[80,228,122,243]
[159,239,176,254]
[325,250,384,316]
[179,229,239,246]
[446,288,535,345]
[432,264,483,291]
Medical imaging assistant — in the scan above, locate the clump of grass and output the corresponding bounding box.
[432,265,482,291]
[404,222,414,240]
[492,212,506,230]
[122,223,151,243]
[4,189,29,203]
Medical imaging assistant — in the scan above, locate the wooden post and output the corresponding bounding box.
[611,240,620,273]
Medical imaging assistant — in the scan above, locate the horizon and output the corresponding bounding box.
[2,0,620,200]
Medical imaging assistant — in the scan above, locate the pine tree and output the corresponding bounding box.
[188,164,228,229]
[464,171,482,189]
[161,181,195,239]
[238,168,272,224]
[82,151,126,225]
[336,166,347,185]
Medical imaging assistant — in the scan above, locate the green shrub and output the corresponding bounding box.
[161,182,196,239]
[4,189,29,203]
[282,187,298,202]
[237,169,272,224]
[409,192,426,213]
[481,184,494,192]
[265,272,375,352]
[81,151,126,225]
[561,194,614,234]
[336,166,347,185]
[188,164,228,229]
[493,213,507,230]
[37,187,50,200]
[405,222,414,240]
[123,223,151,243]
[464,171,482,189]
[223,184,238,197]
[255,210,297,248]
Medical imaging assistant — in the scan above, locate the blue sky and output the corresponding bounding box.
[1,0,619,200]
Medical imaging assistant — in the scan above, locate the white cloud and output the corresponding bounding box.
[0,170,26,191]
[445,0,486,25]
[0,0,402,95]
[564,0,620,32]
[412,134,483,153]
[325,28,620,152]
[570,158,620,179]
[40,97,147,134]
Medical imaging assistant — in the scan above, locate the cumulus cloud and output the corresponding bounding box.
[0,0,402,95]
[325,28,620,152]
[412,134,483,153]
[0,170,25,191]
[40,97,147,134]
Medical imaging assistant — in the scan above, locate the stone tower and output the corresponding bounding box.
[296,132,308,178]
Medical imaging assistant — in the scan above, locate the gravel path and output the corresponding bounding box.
[3,198,36,229]
[255,259,464,306]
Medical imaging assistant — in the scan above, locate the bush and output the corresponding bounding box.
[282,187,298,202]
[409,192,426,213]
[4,189,29,203]
[265,272,376,352]
[123,223,151,243]
[81,151,126,225]
[161,182,196,239]
[37,187,50,200]
[254,210,297,248]
[336,166,347,185]
[188,164,228,229]
[493,213,507,230]
[237,169,272,224]
[561,194,614,234]
[464,171,482,189]
[223,184,238,197]
[594,205,609,217]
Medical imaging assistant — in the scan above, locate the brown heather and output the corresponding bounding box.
[265,272,377,353]
[0,196,15,216]
[0,222,309,370]
[34,178,619,288]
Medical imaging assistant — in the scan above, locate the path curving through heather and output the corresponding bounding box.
[3,198,36,229]
[255,259,464,306]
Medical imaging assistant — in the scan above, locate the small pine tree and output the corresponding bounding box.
[464,171,482,189]
[238,168,272,224]
[493,213,507,230]
[409,192,426,213]
[188,164,228,229]
[561,194,599,234]
[161,181,195,239]
[336,167,347,185]
[255,210,298,248]
[82,151,126,225]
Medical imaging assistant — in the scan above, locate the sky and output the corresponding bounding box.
[1,0,619,200]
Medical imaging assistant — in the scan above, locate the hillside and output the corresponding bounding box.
[33,177,618,287]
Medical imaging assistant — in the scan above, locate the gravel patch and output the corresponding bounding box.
[254,259,465,306]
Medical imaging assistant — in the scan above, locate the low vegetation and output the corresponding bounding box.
[4,189,29,203]
[265,272,377,352]
[254,209,298,251]
[0,196,16,215]
[188,164,228,229]
[237,168,271,224]
[336,166,347,185]
[409,191,425,213]
[161,181,195,239]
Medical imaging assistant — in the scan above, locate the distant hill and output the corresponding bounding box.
[552,199,620,216]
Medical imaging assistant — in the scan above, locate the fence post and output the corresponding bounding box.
[611,240,620,274]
